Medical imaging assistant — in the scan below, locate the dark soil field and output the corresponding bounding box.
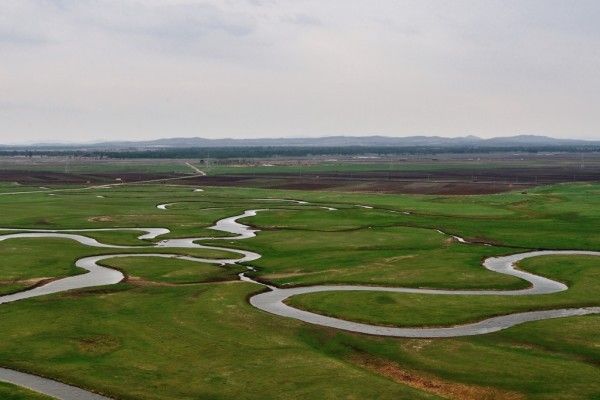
[1,152,599,194]
[0,170,180,185]
[0,170,529,194]
[183,175,531,195]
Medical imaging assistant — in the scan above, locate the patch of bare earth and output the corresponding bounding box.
[18,277,54,285]
[75,335,121,355]
[0,277,55,288]
[353,355,524,400]
[125,276,176,287]
[88,216,114,222]
[264,266,368,280]
[125,276,237,287]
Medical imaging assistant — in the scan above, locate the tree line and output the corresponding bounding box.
[0,145,599,159]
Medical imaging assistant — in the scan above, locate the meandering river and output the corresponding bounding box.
[0,201,598,399]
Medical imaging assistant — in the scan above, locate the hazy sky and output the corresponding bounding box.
[1,0,599,143]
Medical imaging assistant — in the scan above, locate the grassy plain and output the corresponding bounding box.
[0,159,195,174]
[0,182,598,399]
[287,255,599,326]
[101,256,245,284]
[0,382,53,400]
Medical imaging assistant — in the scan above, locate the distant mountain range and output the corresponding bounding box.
[4,135,598,150]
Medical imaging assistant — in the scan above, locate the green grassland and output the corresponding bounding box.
[0,158,551,176]
[0,160,196,174]
[227,227,523,289]
[101,256,245,284]
[203,158,592,176]
[0,182,598,399]
[0,238,240,296]
[0,382,53,400]
[3,155,597,180]
[287,255,599,326]
[206,161,487,175]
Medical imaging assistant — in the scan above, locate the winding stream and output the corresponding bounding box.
[0,201,599,398]
[247,250,600,338]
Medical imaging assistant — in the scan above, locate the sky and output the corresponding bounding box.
[1,0,599,143]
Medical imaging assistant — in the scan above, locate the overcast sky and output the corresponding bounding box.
[1,0,599,143]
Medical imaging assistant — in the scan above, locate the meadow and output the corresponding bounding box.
[0,181,598,399]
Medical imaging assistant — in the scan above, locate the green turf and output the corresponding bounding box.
[0,238,240,295]
[0,160,196,174]
[286,255,599,326]
[298,315,600,400]
[0,182,598,399]
[0,382,54,400]
[100,256,245,284]
[205,159,588,176]
[229,227,525,289]
[0,284,439,400]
